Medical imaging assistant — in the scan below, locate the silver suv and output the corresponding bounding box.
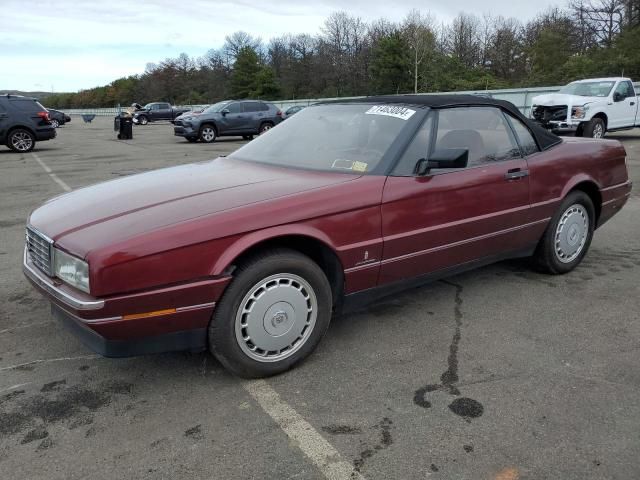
[173,100,283,143]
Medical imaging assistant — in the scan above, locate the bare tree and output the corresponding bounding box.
[569,0,626,46]
[402,9,435,93]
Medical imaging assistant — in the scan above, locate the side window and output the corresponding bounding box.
[159,103,170,109]
[149,104,160,110]
[10,100,40,113]
[392,113,434,176]
[260,103,270,112]
[435,107,520,167]
[505,114,539,156]
[614,82,634,99]
[227,102,241,114]
[624,81,635,98]
[242,102,261,113]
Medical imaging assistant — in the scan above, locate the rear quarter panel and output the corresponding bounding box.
[528,137,630,226]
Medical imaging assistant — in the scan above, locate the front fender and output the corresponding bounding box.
[210,224,337,276]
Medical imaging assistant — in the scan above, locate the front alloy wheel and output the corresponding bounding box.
[200,125,216,143]
[209,248,332,378]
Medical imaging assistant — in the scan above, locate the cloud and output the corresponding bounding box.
[0,0,560,91]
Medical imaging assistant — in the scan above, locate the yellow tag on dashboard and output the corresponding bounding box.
[352,161,368,172]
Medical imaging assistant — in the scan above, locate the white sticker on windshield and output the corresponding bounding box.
[365,105,416,121]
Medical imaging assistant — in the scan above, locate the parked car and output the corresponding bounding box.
[173,100,282,143]
[46,108,71,128]
[531,77,639,138]
[1,94,56,152]
[282,105,305,119]
[23,95,631,377]
[132,102,190,125]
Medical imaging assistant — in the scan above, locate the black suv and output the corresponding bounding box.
[173,100,282,143]
[0,95,56,152]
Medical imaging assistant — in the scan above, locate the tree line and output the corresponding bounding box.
[44,0,640,109]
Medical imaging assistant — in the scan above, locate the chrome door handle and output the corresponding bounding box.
[505,169,529,180]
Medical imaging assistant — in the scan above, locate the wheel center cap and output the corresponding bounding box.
[567,224,580,245]
[272,311,288,327]
[263,302,295,337]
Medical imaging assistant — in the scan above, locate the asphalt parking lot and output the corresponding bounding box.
[1,116,639,480]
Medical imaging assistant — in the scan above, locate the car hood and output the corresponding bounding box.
[532,93,603,107]
[29,157,361,257]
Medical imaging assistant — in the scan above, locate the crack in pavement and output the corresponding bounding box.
[413,280,484,420]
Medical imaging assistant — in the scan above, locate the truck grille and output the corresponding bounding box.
[26,226,54,276]
[532,105,568,122]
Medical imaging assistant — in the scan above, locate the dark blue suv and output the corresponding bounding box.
[0,95,56,152]
[173,100,282,143]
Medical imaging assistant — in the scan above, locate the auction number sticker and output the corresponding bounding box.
[365,105,416,120]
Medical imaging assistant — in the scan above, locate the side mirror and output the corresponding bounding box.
[613,92,624,102]
[221,108,230,115]
[414,148,469,176]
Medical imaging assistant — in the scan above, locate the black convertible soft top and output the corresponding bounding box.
[322,94,562,151]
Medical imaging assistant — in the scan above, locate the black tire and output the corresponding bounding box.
[7,129,36,153]
[582,118,605,138]
[138,115,148,125]
[186,137,198,143]
[242,135,254,140]
[199,124,217,143]
[532,190,595,274]
[259,122,274,134]
[209,248,332,378]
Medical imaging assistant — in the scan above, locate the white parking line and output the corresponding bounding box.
[31,152,72,192]
[243,380,364,480]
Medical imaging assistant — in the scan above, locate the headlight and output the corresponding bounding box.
[54,248,90,293]
[571,106,588,119]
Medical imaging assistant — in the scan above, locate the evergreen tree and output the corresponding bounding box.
[230,46,261,99]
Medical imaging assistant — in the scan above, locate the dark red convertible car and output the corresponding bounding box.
[24,95,632,377]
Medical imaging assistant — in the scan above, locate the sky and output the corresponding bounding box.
[0,0,560,92]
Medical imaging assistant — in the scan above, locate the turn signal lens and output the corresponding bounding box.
[122,309,176,321]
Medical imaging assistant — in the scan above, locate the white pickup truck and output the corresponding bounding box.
[531,77,639,138]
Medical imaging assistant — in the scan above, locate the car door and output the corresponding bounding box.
[379,106,532,285]
[608,81,637,128]
[155,103,172,120]
[218,102,244,133]
[0,103,9,141]
[242,102,266,132]
[147,103,160,120]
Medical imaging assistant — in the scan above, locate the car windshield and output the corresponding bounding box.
[143,103,153,109]
[229,103,418,174]
[559,81,615,97]
[203,101,232,113]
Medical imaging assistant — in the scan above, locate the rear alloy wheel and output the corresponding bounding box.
[199,125,217,143]
[209,248,332,378]
[583,118,605,138]
[259,123,273,134]
[8,129,36,153]
[51,119,60,128]
[532,191,595,274]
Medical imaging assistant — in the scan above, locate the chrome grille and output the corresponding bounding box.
[26,226,54,276]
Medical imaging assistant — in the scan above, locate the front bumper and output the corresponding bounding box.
[173,123,197,137]
[23,248,231,357]
[51,303,208,357]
